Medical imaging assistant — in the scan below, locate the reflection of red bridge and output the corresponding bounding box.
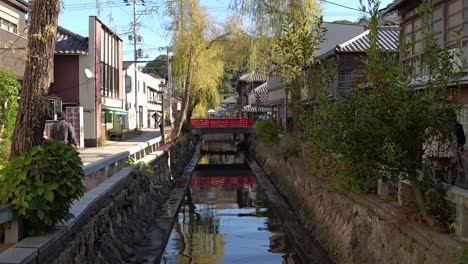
[190,118,253,128]
[191,176,254,188]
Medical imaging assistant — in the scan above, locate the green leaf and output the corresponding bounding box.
[18,171,27,180]
[44,191,54,202]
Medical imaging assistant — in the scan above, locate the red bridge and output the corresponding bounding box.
[190,118,253,137]
[190,118,253,128]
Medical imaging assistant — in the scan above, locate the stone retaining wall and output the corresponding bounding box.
[47,137,195,263]
[250,139,465,264]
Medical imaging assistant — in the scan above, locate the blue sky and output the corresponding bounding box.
[59,0,394,62]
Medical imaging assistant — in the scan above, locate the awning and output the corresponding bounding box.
[103,107,128,115]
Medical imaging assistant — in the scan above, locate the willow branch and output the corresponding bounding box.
[205,32,231,50]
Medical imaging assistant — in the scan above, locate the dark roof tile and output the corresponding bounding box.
[336,26,399,53]
[55,27,88,55]
[238,71,267,83]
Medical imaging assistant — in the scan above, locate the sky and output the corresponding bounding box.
[58,0,395,63]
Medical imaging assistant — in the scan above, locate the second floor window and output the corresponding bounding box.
[0,18,17,34]
[100,29,119,98]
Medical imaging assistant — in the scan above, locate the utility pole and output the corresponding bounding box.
[166,47,173,128]
[133,0,139,130]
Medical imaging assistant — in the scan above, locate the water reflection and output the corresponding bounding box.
[162,154,302,264]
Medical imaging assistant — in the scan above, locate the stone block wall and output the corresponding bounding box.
[44,137,195,263]
[250,139,465,264]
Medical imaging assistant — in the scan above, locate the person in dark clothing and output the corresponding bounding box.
[455,121,466,152]
[51,112,78,147]
[158,114,164,136]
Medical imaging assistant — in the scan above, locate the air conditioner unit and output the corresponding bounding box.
[448,48,465,73]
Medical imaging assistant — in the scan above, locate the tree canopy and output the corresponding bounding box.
[142,54,168,80]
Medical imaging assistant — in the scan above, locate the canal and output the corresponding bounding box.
[160,153,331,264]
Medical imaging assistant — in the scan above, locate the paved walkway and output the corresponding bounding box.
[78,128,168,166]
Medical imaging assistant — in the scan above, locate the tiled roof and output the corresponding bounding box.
[336,27,399,53]
[253,82,269,95]
[317,22,366,56]
[242,105,270,113]
[55,27,88,55]
[222,95,237,103]
[238,71,267,83]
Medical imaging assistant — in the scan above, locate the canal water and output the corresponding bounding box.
[160,153,304,264]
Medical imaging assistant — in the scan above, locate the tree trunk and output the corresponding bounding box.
[173,50,195,138]
[290,78,302,132]
[10,0,61,157]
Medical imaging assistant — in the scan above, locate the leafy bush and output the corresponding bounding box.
[256,120,279,145]
[302,1,460,226]
[0,140,11,162]
[0,140,85,234]
[281,135,300,159]
[0,68,20,160]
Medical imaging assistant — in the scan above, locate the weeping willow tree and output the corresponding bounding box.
[230,0,323,130]
[168,0,228,137]
[190,43,224,117]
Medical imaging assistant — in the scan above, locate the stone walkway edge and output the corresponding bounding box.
[246,154,333,264]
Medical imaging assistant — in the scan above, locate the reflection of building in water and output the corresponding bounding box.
[198,153,246,165]
[237,183,257,208]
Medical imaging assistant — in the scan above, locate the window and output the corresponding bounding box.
[100,28,120,98]
[143,82,146,94]
[401,0,467,76]
[0,18,17,34]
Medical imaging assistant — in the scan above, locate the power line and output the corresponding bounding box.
[322,0,362,12]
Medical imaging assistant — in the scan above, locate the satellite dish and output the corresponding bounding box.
[84,68,94,79]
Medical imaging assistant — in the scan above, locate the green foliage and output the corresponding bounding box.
[0,140,85,234]
[256,120,279,145]
[275,5,325,130]
[143,54,168,80]
[281,135,300,159]
[302,0,461,226]
[97,137,107,147]
[0,68,20,160]
[135,163,154,188]
[0,140,11,162]
[181,120,192,135]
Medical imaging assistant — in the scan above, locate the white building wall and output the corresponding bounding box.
[79,18,97,143]
[123,63,164,130]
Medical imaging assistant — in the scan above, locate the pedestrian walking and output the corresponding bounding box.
[51,111,78,147]
[158,114,164,136]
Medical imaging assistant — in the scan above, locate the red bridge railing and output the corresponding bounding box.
[190,118,253,128]
[191,176,254,187]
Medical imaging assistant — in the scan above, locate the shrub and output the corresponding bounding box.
[256,120,279,145]
[0,140,85,234]
[0,68,20,137]
[281,135,300,159]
